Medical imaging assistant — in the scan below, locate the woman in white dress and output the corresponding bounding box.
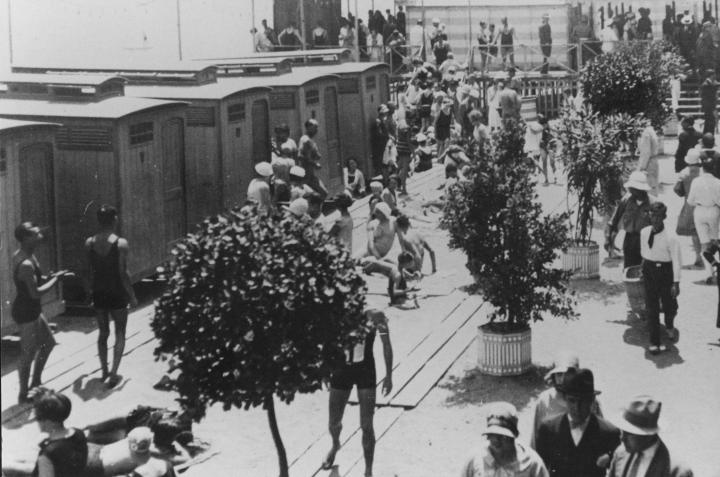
[369,29,384,62]
[487,78,504,130]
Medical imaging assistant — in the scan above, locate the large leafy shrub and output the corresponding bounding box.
[553,107,649,243]
[441,122,576,330]
[581,41,686,129]
[152,207,367,477]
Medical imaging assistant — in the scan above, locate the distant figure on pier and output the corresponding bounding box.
[600,16,620,53]
[499,17,517,69]
[278,22,303,49]
[396,5,407,36]
[312,20,329,48]
[637,7,653,39]
[539,13,552,74]
[251,27,273,52]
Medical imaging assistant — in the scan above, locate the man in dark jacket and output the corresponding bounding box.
[675,116,703,172]
[700,69,719,134]
[536,368,620,477]
[607,396,693,477]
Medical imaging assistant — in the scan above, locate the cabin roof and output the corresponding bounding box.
[198,48,351,62]
[0,96,187,120]
[0,118,61,133]
[0,73,125,86]
[12,61,218,75]
[125,78,272,100]
[300,62,389,76]
[218,70,340,88]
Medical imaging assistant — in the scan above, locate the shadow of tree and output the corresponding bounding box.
[440,365,552,412]
[569,279,626,305]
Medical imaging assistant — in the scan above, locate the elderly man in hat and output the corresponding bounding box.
[535,369,620,477]
[247,161,273,214]
[641,201,682,354]
[606,171,655,268]
[529,352,602,449]
[607,396,693,477]
[539,14,552,74]
[461,402,549,477]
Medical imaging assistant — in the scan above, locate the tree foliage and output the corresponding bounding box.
[151,207,368,415]
[553,107,649,243]
[441,121,577,329]
[581,41,686,130]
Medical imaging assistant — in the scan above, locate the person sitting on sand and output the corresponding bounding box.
[396,214,437,275]
[388,251,420,308]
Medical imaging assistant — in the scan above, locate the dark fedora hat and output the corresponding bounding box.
[558,368,601,397]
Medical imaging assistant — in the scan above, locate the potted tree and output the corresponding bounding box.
[553,107,648,278]
[441,122,576,376]
[152,206,368,477]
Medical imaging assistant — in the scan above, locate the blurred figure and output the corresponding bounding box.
[247,162,273,214]
[539,14,552,74]
[499,17,517,69]
[312,20,329,48]
[329,192,354,253]
[278,22,303,49]
[343,157,366,198]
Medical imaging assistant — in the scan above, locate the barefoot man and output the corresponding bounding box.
[396,214,437,275]
[323,308,393,477]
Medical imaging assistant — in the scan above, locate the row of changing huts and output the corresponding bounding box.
[0,49,390,335]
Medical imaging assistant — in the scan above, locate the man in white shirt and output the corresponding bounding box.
[640,202,682,354]
[687,157,720,283]
[409,19,425,57]
[607,396,693,477]
[246,162,273,214]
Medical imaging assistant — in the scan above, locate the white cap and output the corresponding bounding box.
[285,198,309,217]
[255,161,273,177]
[290,165,306,178]
[374,202,392,219]
[128,426,153,455]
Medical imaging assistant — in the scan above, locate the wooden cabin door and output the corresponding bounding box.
[19,143,57,272]
[161,118,186,248]
[324,86,342,191]
[251,100,270,164]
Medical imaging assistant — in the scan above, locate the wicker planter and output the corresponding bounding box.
[624,265,646,319]
[477,324,532,376]
[562,241,600,279]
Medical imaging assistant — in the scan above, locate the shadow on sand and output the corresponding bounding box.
[608,311,685,369]
[569,279,626,306]
[440,364,552,412]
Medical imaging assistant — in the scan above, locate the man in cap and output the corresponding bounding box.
[607,396,693,477]
[246,162,273,214]
[529,352,602,449]
[461,402,549,476]
[298,119,328,200]
[289,165,313,200]
[535,369,620,477]
[539,14,552,75]
[641,202,682,353]
[606,171,655,268]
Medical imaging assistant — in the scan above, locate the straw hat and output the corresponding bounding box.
[624,171,651,191]
[254,161,273,177]
[613,395,661,436]
[481,402,519,439]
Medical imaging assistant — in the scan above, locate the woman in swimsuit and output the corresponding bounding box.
[499,17,516,69]
[12,222,66,404]
[86,205,138,388]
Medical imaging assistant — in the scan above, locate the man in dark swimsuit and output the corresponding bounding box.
[12,222,66,403]
[86,205,138,388]
[323,308,393,477]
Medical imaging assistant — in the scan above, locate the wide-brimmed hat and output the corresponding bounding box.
[289,165,306,178]
[284,198,308,217]
[374,202,392,219]
[558,368,601,398]
[254,161,273,177]
[481,402,519,439]
[614,395,661,436]
[624,171,651,191]
[544,351,579,380]
[681,15,693,25]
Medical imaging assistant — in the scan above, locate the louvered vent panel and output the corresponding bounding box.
[57,126,113,151]
[270,92,295,110]
[187,106,216,127]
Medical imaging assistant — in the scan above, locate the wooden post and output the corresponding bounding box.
[176,0,183,60]
[251,0,256,32]
[299,0,306,50]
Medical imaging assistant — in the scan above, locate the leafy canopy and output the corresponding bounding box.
[581,41,686,130]
[441,121,576,328]
[152,207,368,417]
[553,107,649,243]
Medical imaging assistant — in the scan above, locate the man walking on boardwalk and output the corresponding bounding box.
[322,308,393,477]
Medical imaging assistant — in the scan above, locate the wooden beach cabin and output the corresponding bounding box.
[0,119,63,336]
[219,69,344,193]
[301,63,390,179]
[0,75,188,284]
[125,78,273,216]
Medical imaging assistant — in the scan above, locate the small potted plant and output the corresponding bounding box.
[553,107,648,278]
[441,122,576,376]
